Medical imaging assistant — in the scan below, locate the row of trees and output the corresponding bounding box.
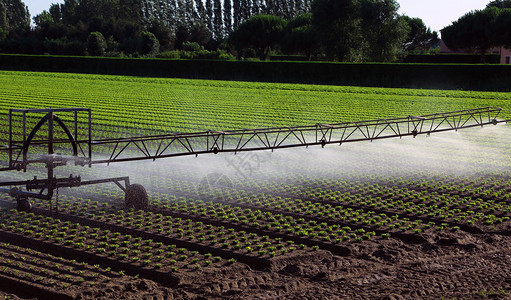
[441,0,511,62]
[231,0,438,61]
[1,0,314,56]
[0,0,439,61]
[141,0,313,38]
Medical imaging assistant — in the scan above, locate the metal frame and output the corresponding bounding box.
[3,108,92,172]
[0,106,507,209]
[0,108,125,208]
[87,107,506,164]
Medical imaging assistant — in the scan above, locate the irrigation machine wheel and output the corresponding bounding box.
[16,197,32,212]
[125,184,148,210]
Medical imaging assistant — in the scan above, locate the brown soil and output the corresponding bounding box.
[176,230,511,299]
[1,229,510,299]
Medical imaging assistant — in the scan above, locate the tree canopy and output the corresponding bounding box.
[360,0,408,62]
[309,0,409,61]
[229,14,286,60]
[441,7,509,62]
[401,16,438,53]
[492,8,511,48]
[311,0,361,61]
[87,31,107,56]
[280,13,318,60]
[487,0,511,8]
[1,0,29,32]
[0,0,439,61]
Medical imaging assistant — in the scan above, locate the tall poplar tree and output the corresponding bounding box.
[223,0,232,33]
[252,0,260,15]
[196,0,206,24]
[185,0,196,24]
[360,0,408,62]
[176,0,186,23]
[0,2,8,31]
[241,0,251,21]
[119,0,143,23]
[205,0,213,32]
[233,0,241,27]
[295,0,305,14]
[213,0,223,38]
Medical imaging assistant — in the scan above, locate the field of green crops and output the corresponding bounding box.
[1,71,510,133]
[0,70,511,299]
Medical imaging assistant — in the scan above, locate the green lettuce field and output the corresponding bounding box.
[0,70,510,299]
[1,71,510,133]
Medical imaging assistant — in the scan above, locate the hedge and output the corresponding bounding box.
[403,54,501,64]
[0,54,510,91]
[269,55,310,61]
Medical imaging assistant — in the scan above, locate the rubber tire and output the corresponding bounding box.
[17,198,32,212]
[125,184,148,210]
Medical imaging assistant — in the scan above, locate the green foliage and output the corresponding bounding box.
[119,0,143,24]
[146,20,173,51]
[401,16,438,54]
[360,0,409,62]
[0,27,6,41]
[159,50,181,59]
[223,0,232,34]
[492,9,511,48]
[87,32,107,56]
[138,31,160,56]
[309,0,417,62]
[48,4,62,23]
[2,0,30,31]
[441,7,504,63]
[44,38,79,56]
[182,41,202,52]
[0,2,7,32]
[311,0,361,61]
[229,14,286,60]
[280,13,318,60]
[159,45,234,60]
[33,10,53,28]
[487,0,511,8]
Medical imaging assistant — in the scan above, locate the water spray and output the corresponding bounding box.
[0,107,508,212]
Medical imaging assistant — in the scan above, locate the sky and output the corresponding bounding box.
[23,0,491,33]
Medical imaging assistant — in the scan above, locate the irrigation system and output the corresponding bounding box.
[0,107,508,212]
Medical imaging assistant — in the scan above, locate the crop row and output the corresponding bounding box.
[199,184,509,231]
[0,208,228,275]
[0,240,121,295]
[17,196,320,264]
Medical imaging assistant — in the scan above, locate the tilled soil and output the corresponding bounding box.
[188,231,511,299]
[1,229,510,299]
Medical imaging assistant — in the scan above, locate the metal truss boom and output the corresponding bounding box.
[0,106,507,211]
[1,107,508,169]
[86,106,507,165]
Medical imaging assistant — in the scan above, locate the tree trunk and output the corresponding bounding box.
[479,47,487,63]
[260,47,269,60]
